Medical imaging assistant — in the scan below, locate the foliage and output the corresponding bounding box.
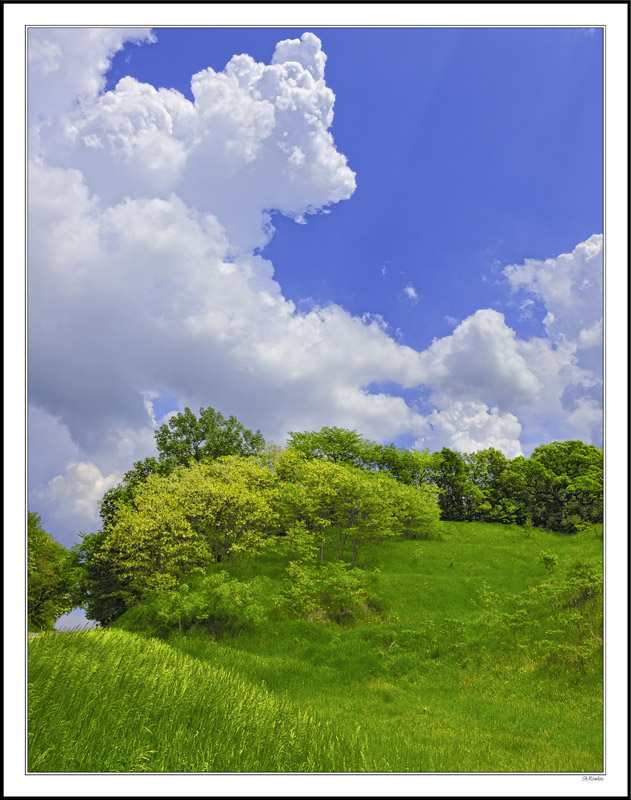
[27,512,74,631]
[99,456,175,530]
[538,551,558,572]
[70,528,133,626]
[288,426,377,468]
[371,442,437,486]
[474,557,603,669]
[270,448,441,566]
[97,458,277,600]
[431,441,602,533]
[99,406,265,529]
[502,441,603,533]
[115,572,266,639]
[278,560,378,624]
[432,447,470,521]
[287,426,436,487]
[155,406,266,466]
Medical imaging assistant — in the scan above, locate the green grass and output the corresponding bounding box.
[28,628,373,772]
[28,522,603,773]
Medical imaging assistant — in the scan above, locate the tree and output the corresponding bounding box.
[432,448,470,521]
[287,427,436,489]
[501,441,603,533]
[99,456,175,529]
[27,512,74,631]
[99,406,266,530]
[463,448,515,522]
[70,529,133,626]
[371,443,436,487]
[98,458,277,599]
[287,426,377,469]
[271,448,441,566]
[155,406,266,466]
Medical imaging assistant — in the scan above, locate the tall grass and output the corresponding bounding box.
[28,628,373,772]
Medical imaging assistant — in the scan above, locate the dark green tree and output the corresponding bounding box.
[501,441,603,533]
[463,448,514,522]
[432,448,470,521]
[27,512,74,631]
[69,529,137,626]
[155,406,266,466]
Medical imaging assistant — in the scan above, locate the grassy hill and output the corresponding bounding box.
[28,521,603,772]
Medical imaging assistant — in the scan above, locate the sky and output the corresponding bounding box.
[26,25,605,564]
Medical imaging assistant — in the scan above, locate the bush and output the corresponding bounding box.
[278,561,379,625]
[115,571,265,639]
[538,551,558,572]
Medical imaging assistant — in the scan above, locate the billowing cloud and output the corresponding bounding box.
[415,401,523,459]
[41,461,119,525]
[417,309,541,410]
[35,30,356,254]
[28,27,156,152]
[504,235,603,351]
[503,235,603,444]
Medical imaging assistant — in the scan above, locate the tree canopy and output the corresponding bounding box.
[99,406,266,529]
[155,406,266,466]
[63,410,602,628]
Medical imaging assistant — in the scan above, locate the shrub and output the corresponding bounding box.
[115,572,265,639]
[278,561,379,625]
[538,551,559,572]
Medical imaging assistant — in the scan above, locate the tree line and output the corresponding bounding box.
[28,406,603,631]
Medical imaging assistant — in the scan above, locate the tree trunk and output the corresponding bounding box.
[351,537,359,568]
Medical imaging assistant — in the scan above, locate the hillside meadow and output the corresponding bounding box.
[28,521,603,773]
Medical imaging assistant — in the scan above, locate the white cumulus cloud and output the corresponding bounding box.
[415,401,523,458]
[40,461,119,526]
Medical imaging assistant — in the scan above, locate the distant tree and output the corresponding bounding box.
[371,443,436,487]
[155,406,265,466]
[505,441,603,533]
[287,426,376,469]
[432,448,470,521]
[287,427,436,489]
[27,512,74,631]
[463,448,516,522]
[70,529,133,626]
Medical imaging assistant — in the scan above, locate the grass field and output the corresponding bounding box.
[28,521,603,773]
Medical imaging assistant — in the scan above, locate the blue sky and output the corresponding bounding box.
[27,25,604,571]
[107,26,603,353]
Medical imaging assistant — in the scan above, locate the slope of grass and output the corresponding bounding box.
[28,628,374,772]
[28,522,603,773]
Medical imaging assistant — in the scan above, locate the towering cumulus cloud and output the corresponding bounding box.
[28,29,602,544]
